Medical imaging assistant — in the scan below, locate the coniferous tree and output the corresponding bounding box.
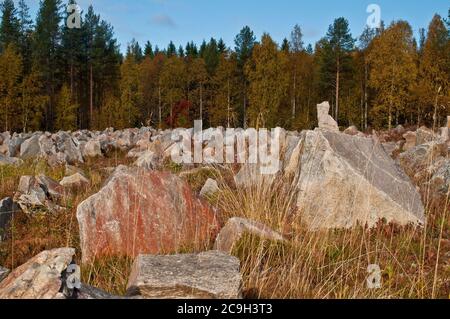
[323,17,355,121]
[17,0,33,73]
[144,41,154,58]
[234,26,256,127]
[0,0,19,52]
[33,0,62,131]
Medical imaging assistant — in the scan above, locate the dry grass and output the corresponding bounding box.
[0,151,448,298]
[211,167,449,299]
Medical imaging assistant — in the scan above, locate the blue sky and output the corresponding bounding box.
[23,0,449,52]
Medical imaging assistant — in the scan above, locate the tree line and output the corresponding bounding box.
[0,0,449,133]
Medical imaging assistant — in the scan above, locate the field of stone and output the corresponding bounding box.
[0,105,448,299]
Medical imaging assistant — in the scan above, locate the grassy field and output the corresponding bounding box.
[0,152,448,298]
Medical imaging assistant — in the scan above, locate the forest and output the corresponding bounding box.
[0,0,449,133]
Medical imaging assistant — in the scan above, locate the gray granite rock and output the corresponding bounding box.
[126,251,242,299]
[293,129,425,229]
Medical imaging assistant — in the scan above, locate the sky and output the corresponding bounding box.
[22,0,450,52]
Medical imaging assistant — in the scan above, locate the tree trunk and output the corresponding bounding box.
[227,79,231,128]
[292,73,296,120]
[364,62,368,130]
[90,64,94,128]
[200,83,203,122]
[158,86,162,128]
[335,58,340,122]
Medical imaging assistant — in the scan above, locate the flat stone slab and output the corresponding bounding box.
[126,251,242,299]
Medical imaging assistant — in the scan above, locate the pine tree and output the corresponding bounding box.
[234,26,256,127]
[0,44,22,131]
[17,0,33,73]
[167,41,176,57]
[234,26,256,68]
[217,38,226,54]
[61,0,83,104]
[128,39,143,62]
[144,40,154,58]
[281,38,290,52]
[55,83,78,131]
[0,0,20,52]
[358,26,377,130]
[33,0,63,131]
[245,33,290,128]
[202,38,220,75]
[324,17,355,121]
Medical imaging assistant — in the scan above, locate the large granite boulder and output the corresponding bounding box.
[126,251,242,299]
[291,129,425,229]
[76,166,220,263]
[0,248,75,299]
[19,134,42,159]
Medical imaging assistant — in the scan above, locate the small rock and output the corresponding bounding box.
[0,197,19,241]
[75,283,123,299]
[344,126,360,136]
[15,176,48,213]
[0,248,75,299]
[36,175,65,200]
[126,251,242,299]
[134,150,160,170]
[0,266,9,283]
[60,173,90,188]
[416,126,436,145]
[317,101,339,132]
[83,140,103,159]
[403,131,417,151]
[200,178,219,197]
[214,217,285,253]
[0,154,23,166]
[65,164,84,177]
[19,135,42,159]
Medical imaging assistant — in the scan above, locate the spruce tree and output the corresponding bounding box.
[33,0,63,130]
[0,0,20,52]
